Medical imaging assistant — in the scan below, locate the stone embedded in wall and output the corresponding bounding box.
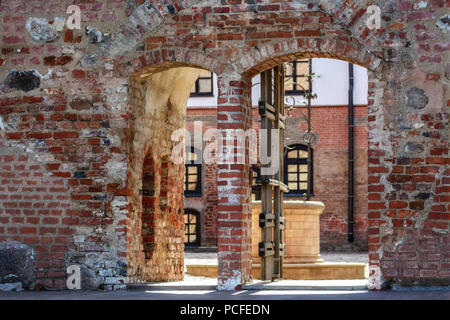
[166,4,176,15]
[415,192,431,200]
[52,17,66,32]
[85,26,106,44]
[4,70,40,92]
[436,15,449,31]
[70,98,93,111]
[404,142,424,154]
[80,54,100,67]
[102,32,138,58]
[116,261,127,277]
[0,282,23,292]
[103,0,171,57]
[405,87,429,110]
[129,1,162,32]
[26,17,59,42]
[407,68,443,114]
[80,265,100,290]
[0,241,35,290]
[400,53,416,69]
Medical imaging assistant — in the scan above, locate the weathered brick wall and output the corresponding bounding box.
[0,0,448,290]
[216,74,254,289]
[0,153,72,289]
[1,1,140,290]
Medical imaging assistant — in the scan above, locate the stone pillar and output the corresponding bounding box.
[216,73,253,290]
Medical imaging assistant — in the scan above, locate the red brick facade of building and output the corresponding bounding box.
[185,103,369,251]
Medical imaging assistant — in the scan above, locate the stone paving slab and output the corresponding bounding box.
[128,276,217,291]
[128,276,369,291]
[0,288,449,300]
[242,279,368,291]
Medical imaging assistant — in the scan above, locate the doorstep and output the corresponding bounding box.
[186,262,367,280]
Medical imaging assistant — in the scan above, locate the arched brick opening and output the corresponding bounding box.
[235,49,385,289]
[118,0,447,291]
[123,21,387,291]
[0,0,446,292]
[126,63,221,283]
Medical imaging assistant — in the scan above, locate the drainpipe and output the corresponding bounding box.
[348,63,355,243]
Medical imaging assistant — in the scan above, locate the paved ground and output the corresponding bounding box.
[128,277,369,291]
[0,288,448,300]
[1,252,447,300]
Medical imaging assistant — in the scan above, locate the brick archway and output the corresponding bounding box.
[103,0,381,72]
[1,0,446,291]
[233,39,383,77]
[121,0,448,289]
[123,3,388,290]
[125,61,252,285]
[214,51,385,290]
[126,64,203,282]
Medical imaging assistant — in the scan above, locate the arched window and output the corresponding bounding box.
[184,148,202,197]
[284,144,313,196]
[184,209,200,247]
[285,59,312,95]
[190,70,214,96]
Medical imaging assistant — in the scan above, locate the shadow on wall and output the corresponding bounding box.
[127,66,208,283]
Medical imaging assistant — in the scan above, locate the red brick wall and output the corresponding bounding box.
[292,105,368,251]
[185,109,218,247]
[216,75,254,289]
[0,154,72,289]
[0,0,447,290]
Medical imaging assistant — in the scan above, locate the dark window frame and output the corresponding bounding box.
[251,165,261,201]
[284,144,314,197]
[285,59,312,96]
[184,147,202,197]
[190,72,214,97]
[184,209,201,247]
